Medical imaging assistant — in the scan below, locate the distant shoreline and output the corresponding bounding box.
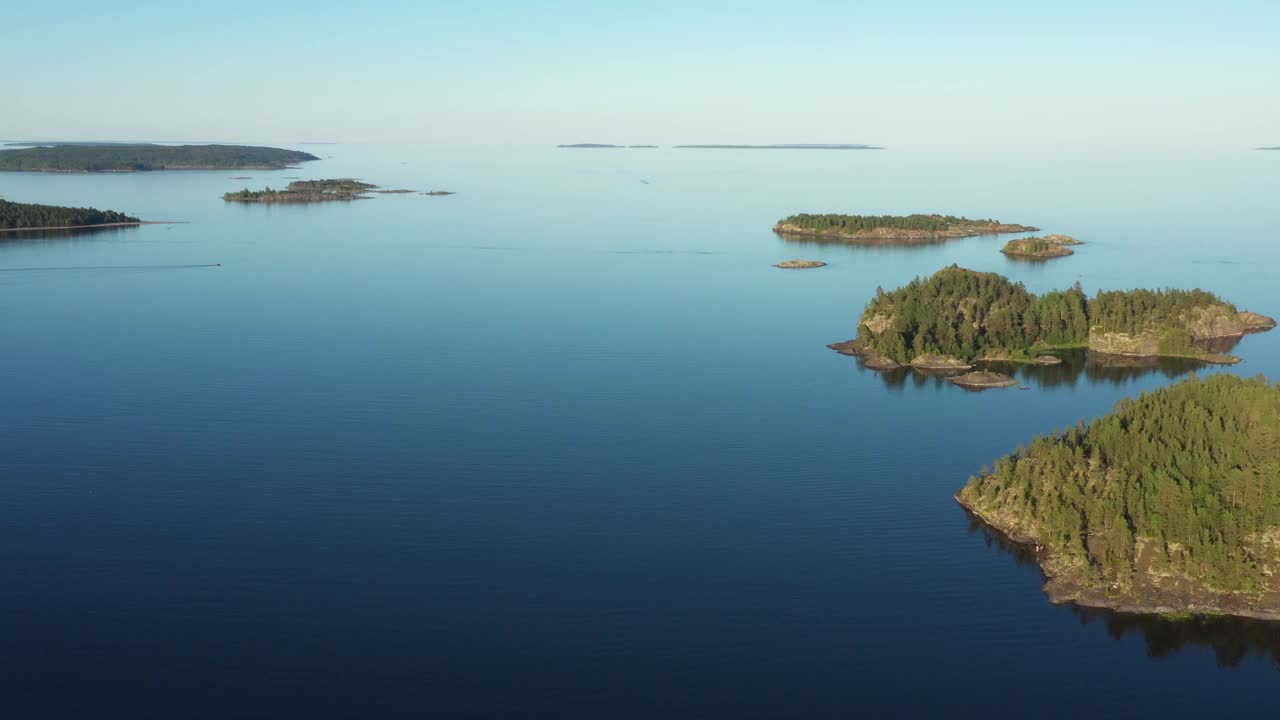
[675,144,883,150]
[0,220,182,234]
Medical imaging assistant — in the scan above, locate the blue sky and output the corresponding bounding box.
[4,0,1277,147]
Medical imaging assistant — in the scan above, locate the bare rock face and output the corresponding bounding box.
[909,353,973,370]
[1239,311,1278,332]
[826,339,902,369]
[1186,304,1246,339]
[859,312,895,336]
[1088,329,1162,356]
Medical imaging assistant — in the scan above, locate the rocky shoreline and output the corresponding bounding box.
[956,493,1280,622]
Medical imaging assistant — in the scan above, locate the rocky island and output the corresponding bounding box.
[832,266,1274,371]
[223,179,379,203]
[775,214,1037,244]
[774,259,826,269]
[0,144,318,172]
[0,198,141,232]
[947,371,1017,389]
[958,374,1280,620]
[1001,234,1082,259]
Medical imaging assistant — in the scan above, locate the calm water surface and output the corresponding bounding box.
[1,145,1277,718]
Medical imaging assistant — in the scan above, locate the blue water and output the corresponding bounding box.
[1,145,1278,718]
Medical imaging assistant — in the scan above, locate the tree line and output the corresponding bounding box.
[0,199,139,229]
[0,144,318,172]
[857,266,1232,363]
[775,213,1005,234]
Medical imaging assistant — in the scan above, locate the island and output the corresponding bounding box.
[957,373,1280,620]
[223,179,378,203]
[676,144,882,150]
[0,144,318,172]
[422,190,456,196]
[0,198,141,232]
[833,266,1274,370]
[1001,234,1082,259]
[1259,147,1279,151]
[947,371,1017,389]
[774,214,1038,243]
[774,259,826,269]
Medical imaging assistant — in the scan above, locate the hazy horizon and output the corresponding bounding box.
[5,1,1277,149]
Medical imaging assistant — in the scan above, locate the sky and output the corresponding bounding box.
[4,0,1277,148]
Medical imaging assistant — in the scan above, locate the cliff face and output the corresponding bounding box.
[1239,311,1279,332]
[1088,329,1163,356]
[1088,303,1267,356]
[1186,304,1246,339]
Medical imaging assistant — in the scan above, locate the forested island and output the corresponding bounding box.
[0,199,140,231]
[1001,234,1082,259]
[775,214,1037,243]
[0,144,318,172]
[957,374,1280,620]
[832,266,1274,370]
[224,179,378,203]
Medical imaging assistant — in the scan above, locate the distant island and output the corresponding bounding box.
[774,259,826,269]
[1001,234,1082,259]
[0,198,141,232]
[831,266,1275,370]
[422,190,456,196]
[775,214,1038,243]
[676,144,882,150]
[1259,147,1279,150]
[958,374,1280,621]
[224,179,377,203]
[0,144,318,172]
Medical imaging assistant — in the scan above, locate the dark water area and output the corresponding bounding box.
[0,144,1278,718]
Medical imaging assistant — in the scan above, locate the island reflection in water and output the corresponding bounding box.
[964,516,1280,670]
[0,224,140,245]
[853,344,1242,390]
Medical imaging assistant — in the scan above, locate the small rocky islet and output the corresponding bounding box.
[774,259,826,269]
[1001,234,1083,259]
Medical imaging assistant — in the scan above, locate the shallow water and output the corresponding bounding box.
[1,144,1278,718]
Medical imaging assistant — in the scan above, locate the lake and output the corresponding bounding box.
[1,144,1277,718]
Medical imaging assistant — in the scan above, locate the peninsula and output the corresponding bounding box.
[1001,234,1082,259]
[0,198,141,232]
[832,266,1274,370]
[958,374,1280,620]
[0,144,318,172]
[224,179,378,203]
[774,214,1037,243]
